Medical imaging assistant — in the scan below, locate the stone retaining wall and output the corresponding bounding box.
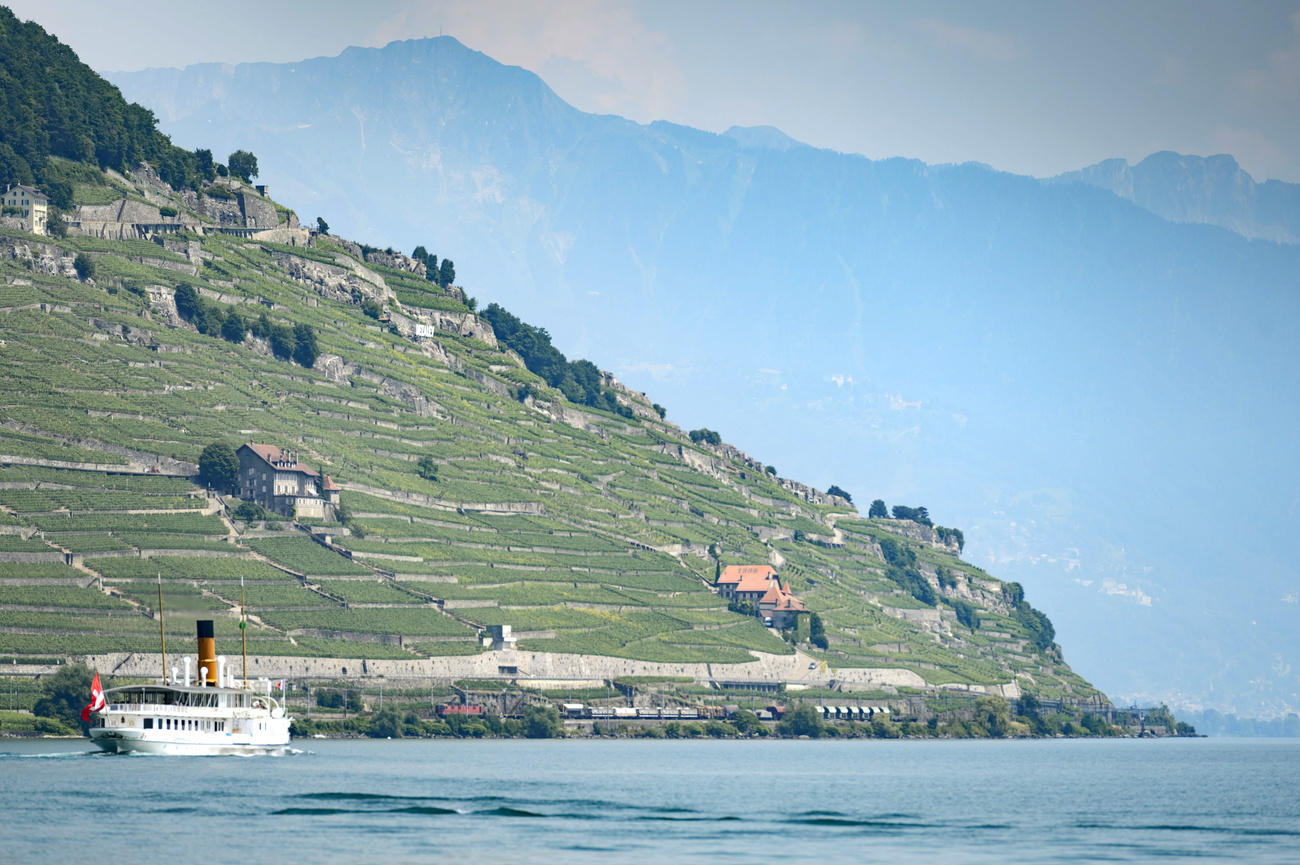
[81,648,932,692]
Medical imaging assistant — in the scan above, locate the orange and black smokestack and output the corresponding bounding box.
[196,620,216,686]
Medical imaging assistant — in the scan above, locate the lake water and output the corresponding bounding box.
[1,738,1297,864]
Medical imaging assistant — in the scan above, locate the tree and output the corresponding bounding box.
[220,310,246,344]
[268,325,295,360]
[368,705,404,738]
[46,211,67,238]
[869,499,888,519]
[688,428,721,446]
[438,258,456,287]
[891,504,932,526]
[192,302,223,336]
[973,696,1011,738]
[826,484,852,503]
[72,252,94,281]
[316,216,329,234]
[45,180,73,210]
[198,442,239,492]
[227,149,258,183]
[777,704,824,738]
[193,148,216,181]
[232,501,267,522]
[416,455,438,481]
[33,663,95,732]
[952,599,980,630]
[522,703,561,738]
[291,323,318,368]
[173,283,199,320]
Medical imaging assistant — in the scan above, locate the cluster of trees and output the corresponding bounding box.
[410,245,456,288]
[934,525,965,551]
[868,500,965,551]
[891,504,931,525]
[480,303,633,418]
[826,484,852,503]
[1002,581,1057,653]
[688,428,721,445]
[174,284,318,368]
[0,9,254,195]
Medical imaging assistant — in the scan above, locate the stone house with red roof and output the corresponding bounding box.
[716,564,809,629]
[236,443,340,520]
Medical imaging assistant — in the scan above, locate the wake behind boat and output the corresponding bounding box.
[87,615,292,755]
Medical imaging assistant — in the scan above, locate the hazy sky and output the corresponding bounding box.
[13,0,1300,182]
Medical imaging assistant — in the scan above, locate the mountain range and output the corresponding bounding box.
[108,37,1300,717]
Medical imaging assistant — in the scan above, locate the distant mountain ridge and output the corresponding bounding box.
[108,36,1300,718]
[1052,151,1300,244]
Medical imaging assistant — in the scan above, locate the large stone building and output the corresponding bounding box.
[716,564,808,629]
[3,184,48,235]
[236,443,340,520]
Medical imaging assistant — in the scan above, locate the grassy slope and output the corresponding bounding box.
[0,167,1097,701]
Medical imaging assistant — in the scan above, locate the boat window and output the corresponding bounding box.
[144,718,154,729]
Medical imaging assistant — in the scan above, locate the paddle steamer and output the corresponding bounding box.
[88,619,292,755]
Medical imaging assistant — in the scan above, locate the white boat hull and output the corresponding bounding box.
[90,722,293,756]
[89,681,293,756]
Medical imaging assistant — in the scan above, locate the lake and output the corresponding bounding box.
[1,738,1296,864]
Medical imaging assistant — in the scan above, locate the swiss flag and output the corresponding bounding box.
[81,672,106,723]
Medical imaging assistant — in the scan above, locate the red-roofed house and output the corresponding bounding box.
[236,443,341,519]
[717,564,777,602]
[716,564,808,628]
[759,581,809,629]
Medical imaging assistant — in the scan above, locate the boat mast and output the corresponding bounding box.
[240,575,248,688]
[156,572,167,683]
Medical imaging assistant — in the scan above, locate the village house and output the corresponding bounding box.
[2,184,49,235]
[716,564,809,629]
[236,443,340,520]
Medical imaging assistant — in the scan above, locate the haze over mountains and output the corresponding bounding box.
[111,36,1300,717]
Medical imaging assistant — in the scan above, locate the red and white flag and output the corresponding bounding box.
[80,672,106,722]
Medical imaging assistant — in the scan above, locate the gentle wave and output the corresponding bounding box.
[1077,821,1300,837]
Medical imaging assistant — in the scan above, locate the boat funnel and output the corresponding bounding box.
[197,620,217,686]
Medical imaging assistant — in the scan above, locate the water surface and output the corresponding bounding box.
[2,738,1296,864]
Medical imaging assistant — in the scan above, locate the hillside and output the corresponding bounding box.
[107,35,1300,717]
[0,165,1099,704]
[0,12,1105,708]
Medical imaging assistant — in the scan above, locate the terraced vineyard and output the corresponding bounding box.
[0,161,1100,702]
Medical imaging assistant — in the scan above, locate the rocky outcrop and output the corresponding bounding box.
[389,307,496,346]
[363,249,426,277]
[2,238,77,278]
[271,251,393,305]
[875,519,961,554]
